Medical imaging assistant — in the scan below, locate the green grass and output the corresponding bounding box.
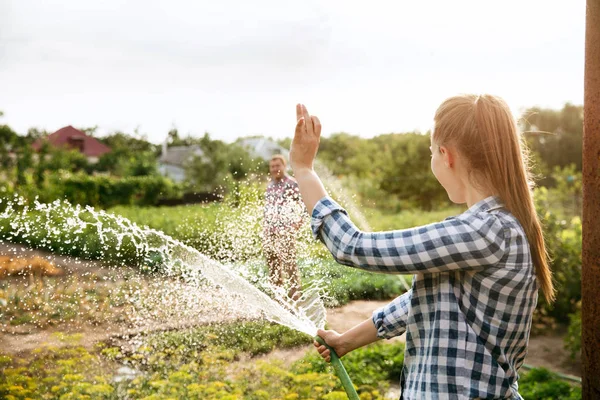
[303,259,410,307]
[109,202,222,243]
[364,205,465,232]
[109,201,267,263]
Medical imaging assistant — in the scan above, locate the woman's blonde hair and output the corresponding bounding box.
[433,94,555,303]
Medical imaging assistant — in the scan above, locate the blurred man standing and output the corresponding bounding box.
[263,154,303,300]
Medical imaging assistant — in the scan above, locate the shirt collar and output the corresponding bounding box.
[271,175,290,184]
[464,196,505,214]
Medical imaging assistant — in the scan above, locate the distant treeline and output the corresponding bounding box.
[0,103,582,210]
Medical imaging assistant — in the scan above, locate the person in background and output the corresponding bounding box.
[263,154,303,300]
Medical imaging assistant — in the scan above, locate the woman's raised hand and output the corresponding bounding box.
[290,104,321,173]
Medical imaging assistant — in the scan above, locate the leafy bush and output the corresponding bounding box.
[0,197,147,267]
[519,368,581,400]
[535,187,582,322]
[136,321,313,364]
[45,172,183,208]
[310,260,409,307]
[293,341,404,388]
[546,164,582,218]
[365,205,465,232]
[565,303,582,360]
[5,171,183,209]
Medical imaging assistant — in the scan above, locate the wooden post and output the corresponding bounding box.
[582,0,600,398]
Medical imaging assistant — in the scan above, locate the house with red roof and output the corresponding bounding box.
[32,126,111,163]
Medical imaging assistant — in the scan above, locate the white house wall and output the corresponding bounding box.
[158,164,186,183]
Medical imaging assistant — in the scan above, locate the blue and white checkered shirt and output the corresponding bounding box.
[311,196,538,400]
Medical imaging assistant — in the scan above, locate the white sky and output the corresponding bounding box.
[0,0,586,144]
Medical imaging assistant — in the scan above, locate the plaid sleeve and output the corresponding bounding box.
[311,196,507,274]
[372,289,412,339]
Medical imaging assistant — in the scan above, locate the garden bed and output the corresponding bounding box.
[0,243,583,399]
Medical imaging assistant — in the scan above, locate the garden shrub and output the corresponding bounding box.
[0,328,581,400]
[518,368,581,400]
[565,303,582,360]
[0,198,146,267]
[535,187,582,323]
[5,172,183,209]
[306,260,409,307]
[292,341,405,389]
[46,173,182,208]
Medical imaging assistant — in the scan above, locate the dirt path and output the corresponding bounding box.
[525,330,581,377]
[327,299,405,343]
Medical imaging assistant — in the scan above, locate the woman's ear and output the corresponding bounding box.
[439,146,454,169]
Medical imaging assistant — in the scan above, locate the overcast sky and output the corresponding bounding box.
[0,0,586,144]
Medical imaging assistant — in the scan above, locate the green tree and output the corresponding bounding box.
[100,131,158,154]
[24,127,46,145]
[0,123,18,170]
[375,133,446,210]
[167,126,198,147]
[185,133,264,192]
[45,146,89,173]
[34,141,51,185]
[128,151,159,176]
[316,132,447,210]
[520,103,583,176]
[94,131,159,176]
[318,133,381,179]
[15,146,33,186]
[79,125,99,136]
[95,148,158,177]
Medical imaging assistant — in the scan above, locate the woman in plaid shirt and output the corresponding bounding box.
[289,95,555,400]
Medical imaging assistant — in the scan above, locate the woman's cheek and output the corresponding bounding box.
[431,158,440,181]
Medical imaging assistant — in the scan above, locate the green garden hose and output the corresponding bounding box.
[315,336,359,400]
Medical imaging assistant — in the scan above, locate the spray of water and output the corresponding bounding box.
[0,194,325,337]
[0,162,376,338]
[314,161,372,232]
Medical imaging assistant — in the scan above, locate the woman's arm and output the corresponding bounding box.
[293,167,327,215]
[314,198,506,274]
